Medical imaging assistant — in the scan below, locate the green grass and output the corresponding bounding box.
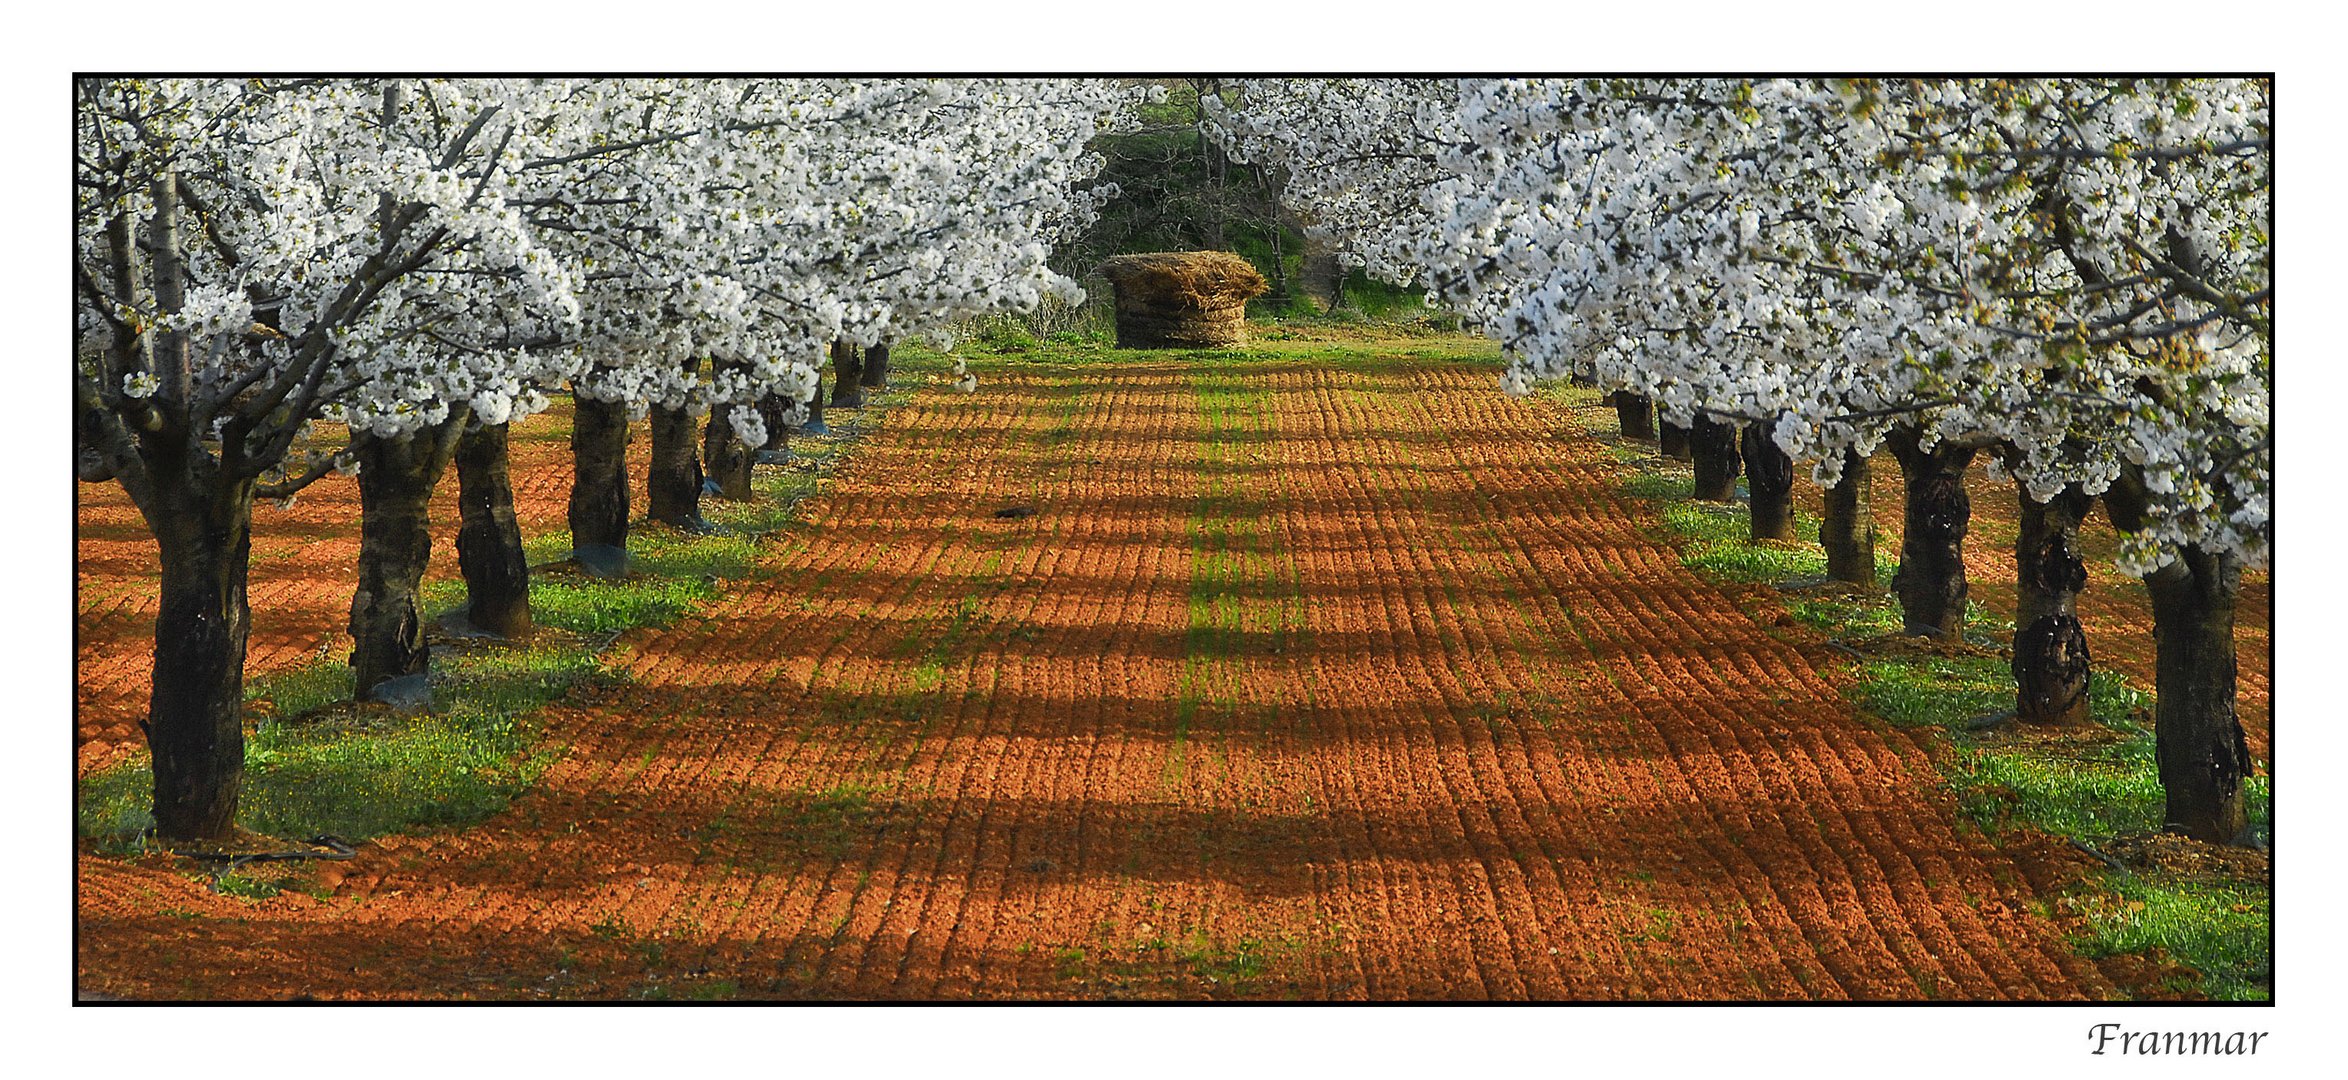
[1079,928,1288,996]
[707,468,824,538]
[1174,932,1274,990]
[1787,592,1905,635]
[1853,656,2012,729]
[1662,500,1829,582]
[77,643,594,844]
[764,781,886,861]
[1621,470,1691,501]
[1166,366,1306,790]
[243,650,357,720]
[211,874,280,900]
[2075,876,2272,1001]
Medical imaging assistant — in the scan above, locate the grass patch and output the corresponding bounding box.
[1175,932,1274,990]
[1654,499,1828,583]
[1621,470,1691,501]
[77,643,594,844]
[1787,593,1905,636]
[534,573,720,637]
[2074,876,2272,1001]
[762,781,887,862]
[1854,655,2011,730]
[707,468,824,538]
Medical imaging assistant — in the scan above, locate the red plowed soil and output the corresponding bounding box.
[79,355,2199,999]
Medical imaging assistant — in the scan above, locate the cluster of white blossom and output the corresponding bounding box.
[532,79,1145,446]
[1203,79,1465,291]
[839,79,1152,353]
[76,78,587,471]
[1209,77,2270,571]
[78,78,1146,465]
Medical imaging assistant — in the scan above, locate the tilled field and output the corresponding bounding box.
[76,354,2264,999]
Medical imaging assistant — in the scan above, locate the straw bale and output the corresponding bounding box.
[1096,252,1269,348]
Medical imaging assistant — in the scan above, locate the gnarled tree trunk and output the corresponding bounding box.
[2012,485,2093,725]
[146,477,257,841]
[568,394,632,558]
[1821,447,1878,586]
[351,420,464,700]
[1610,392,1655,440]
[1886,427,1975,638]
[1741,418,1795,541]
[1690,414,1741,502]
[454,421,531,638]
[860,341,892,391]
[830,340,866,409]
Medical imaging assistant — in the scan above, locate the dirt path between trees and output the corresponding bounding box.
[80,355,2220,999]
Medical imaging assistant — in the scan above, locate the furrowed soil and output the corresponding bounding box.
[77,347,2262,1000]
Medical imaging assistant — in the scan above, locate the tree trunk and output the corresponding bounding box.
[146,479,256,842]
[1689,414,1741,502]
[1611,393,1655,440]
[454,421,532,638]
[568,394,632,556]
[1886,427,1975,638]
[756,390,798,463]
[2012,486,2094,725]
[648,399,706,529]
[860,341,892,391]
[1741,418,1795,541]
[802,365,830,435]
[703,402,755,501]
[1820,448,1878,586]
[76,399,118,482]
[1659,419,1691,461]
[830,340,866,409]
[351,425,459,700]
[2143,546,2254,844]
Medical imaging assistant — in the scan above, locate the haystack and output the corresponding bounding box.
[1096,252,1269,348]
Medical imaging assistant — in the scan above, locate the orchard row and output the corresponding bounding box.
[1207,78,2269,845]
[75,78,1157,842]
